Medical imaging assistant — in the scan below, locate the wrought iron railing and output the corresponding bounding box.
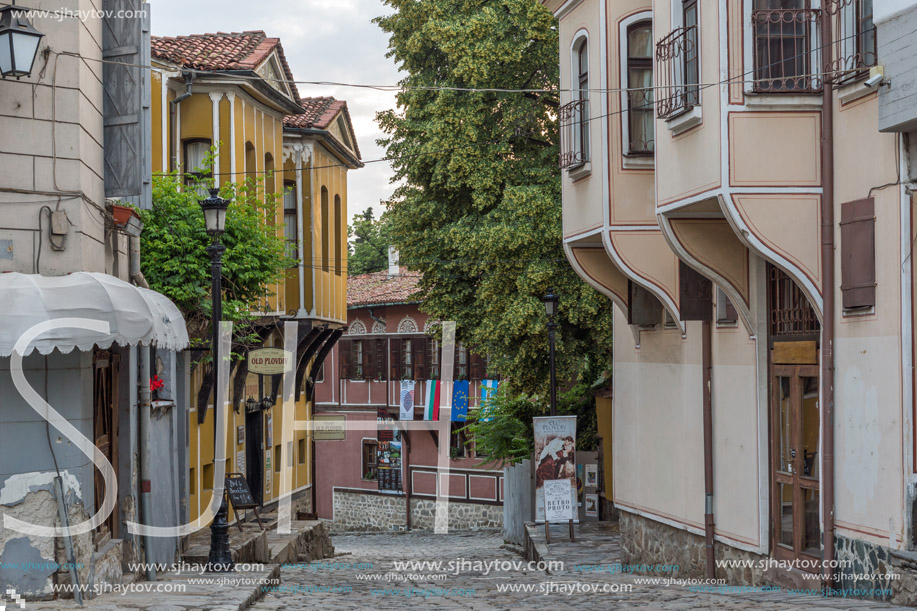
[558,98,589,169]
[655,26,699,120]
[825,0,877,85]
[752,8,822,93]
[768,266,820,337]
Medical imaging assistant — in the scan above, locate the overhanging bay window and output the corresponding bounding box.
[626,21,654,155]
[656,2,699,120]
[752,0,822,93]
[559,35,590,170]
[828,0,876,84]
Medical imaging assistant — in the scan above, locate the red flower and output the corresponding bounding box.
[150,375,165,392]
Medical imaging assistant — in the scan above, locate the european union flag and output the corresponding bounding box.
[452,380,469,422]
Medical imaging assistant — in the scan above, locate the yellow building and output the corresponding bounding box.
[150,31,361,521]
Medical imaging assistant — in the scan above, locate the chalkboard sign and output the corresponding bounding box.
[226,473,257,508]
[225,473,264,530]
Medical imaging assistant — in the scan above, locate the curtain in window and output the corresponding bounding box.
[628,23,654,154]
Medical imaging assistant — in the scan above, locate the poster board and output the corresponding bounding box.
[377,408,403,493]
[533,416,577,523]
[544,479,574,521]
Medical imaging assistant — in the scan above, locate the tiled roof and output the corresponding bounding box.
[284,97,361,160]
[347,268,422,308]
[151,31,300,102]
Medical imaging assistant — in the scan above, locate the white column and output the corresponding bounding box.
[295,144,309,318]
[226,92,236,179]
[208,92,222,184]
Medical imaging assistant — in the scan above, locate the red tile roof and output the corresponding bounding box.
[284,97,361,159]
[347,269,422,308]
[151,31,300,102]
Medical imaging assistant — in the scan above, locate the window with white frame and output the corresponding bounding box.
[625,19,654,155]
[283,181,298,261]
[183,139,212,197]
[656,2,700,119]
[830,0,876,84]
[751,0,821,93]
[559,33,590,170]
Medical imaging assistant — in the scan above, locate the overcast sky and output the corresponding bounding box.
[151,0,400,220]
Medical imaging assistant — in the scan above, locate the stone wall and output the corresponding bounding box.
[620,511,768,585]
[330,489,502,533]
[834,532,917,606]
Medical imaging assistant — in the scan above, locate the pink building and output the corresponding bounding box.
[313,263,504,531]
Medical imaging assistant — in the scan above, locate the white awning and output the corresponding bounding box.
[0,272,190,357]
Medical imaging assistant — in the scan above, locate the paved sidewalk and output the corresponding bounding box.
[250,528,911,610]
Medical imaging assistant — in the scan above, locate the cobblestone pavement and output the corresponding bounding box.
[253,529,912,611]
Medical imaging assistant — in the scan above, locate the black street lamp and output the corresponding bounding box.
[0,2,45,79]
[542,289,559,417]
[200,187,234,573]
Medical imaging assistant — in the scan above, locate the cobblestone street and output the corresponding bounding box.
[252,529,911,611]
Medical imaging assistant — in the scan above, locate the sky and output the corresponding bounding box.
[151,0,401,220]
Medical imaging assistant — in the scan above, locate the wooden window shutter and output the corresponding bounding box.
[414,338,427,380]
[339,340,351,380]
[470,353,483,380]
[362,339,373,380]
[389,338,402,380]
[627,280,663,326]
[840,198,876,309]
[375,339,386,380]
[679,261,712,321]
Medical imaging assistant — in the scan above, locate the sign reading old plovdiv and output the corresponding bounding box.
[248,348,293,375]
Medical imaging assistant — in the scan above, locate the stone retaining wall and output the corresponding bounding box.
[330,489,502,532]
[620,511,768,585]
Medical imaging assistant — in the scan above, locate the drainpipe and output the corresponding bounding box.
[169,73,194,173]
[404,430,411,530]
[138,345,156,581]
[129,236,149,289]
[702,319,715,579]
[820,7,837,590]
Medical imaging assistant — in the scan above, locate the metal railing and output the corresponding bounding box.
[752,8,822,93]
[825,0,877,86]
[655,26,699,120]
[558,98,589,169]
[769,266,820,337]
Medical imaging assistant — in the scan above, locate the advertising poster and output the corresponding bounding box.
[544,479,574,521]
[265,411,273,493]
[533,415,577,522]
[377,408,403,493]
[585,493,599,518]
[585,463,598,487]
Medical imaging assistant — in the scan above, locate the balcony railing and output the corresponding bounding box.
[752,8,822,93]
[655,26,699,120]
[558,98,589,170]
[768,266,820,337]
[825,0,877,86]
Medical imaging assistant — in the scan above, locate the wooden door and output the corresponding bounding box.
[770,363,821,566]
[93,349,120,541]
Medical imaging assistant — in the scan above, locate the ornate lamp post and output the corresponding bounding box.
[200,188,234,572]
[542,289,559,417]
[0,2,45,79]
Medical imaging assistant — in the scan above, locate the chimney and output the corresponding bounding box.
[388,246,400,277]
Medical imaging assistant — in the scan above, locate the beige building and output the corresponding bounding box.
[546,0,917,602]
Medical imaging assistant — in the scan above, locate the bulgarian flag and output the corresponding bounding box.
[424,380,441,421]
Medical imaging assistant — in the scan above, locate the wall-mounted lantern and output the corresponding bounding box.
[0,2,45,79]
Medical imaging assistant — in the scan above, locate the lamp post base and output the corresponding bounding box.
[206,494,235,573]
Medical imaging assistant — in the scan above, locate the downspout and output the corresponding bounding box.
[404,430,411,530]
[169,73,194,173]
[820,7,836,590]
[129,235,149,289]
[138,345,156,581]
[702,319,715,579]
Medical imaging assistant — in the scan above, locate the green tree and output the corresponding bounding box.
[347,208,390,276]
[376,0,614,399]
[139,163,292,348]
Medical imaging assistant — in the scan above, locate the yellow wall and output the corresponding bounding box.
[151,69,349,522]
[595,396,613,500]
